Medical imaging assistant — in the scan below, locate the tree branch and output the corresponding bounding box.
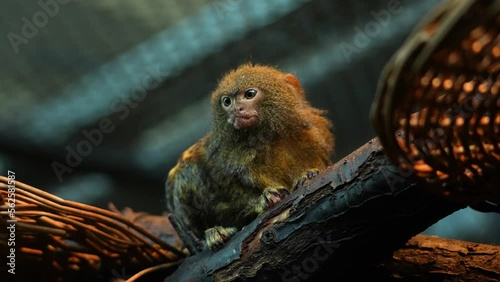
[377,234,500,281]
[165,138,466,281]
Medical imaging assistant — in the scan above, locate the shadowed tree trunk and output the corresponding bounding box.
[165,138,473,281]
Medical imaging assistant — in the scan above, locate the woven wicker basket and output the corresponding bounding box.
[0,176,185,282]
[371,0,500,204]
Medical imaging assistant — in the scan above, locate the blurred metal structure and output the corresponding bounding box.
[2,0,499,244]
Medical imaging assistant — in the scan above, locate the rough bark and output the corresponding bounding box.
[377,234,500,282]
[165,138,467,281]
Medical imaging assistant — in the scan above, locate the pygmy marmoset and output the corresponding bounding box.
[165,63,334,252]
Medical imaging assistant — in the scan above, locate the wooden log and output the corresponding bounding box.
[376,234,500,281]
[165,138,465,281]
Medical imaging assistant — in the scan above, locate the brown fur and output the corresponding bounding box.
[166,63,334,243]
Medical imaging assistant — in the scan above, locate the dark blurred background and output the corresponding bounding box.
[1,0,498,245]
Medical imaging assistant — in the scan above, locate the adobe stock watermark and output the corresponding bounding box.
[6,170,17,276]
[51,65,168,182]
[110,267,132,282]
[281,234,340,282]
[211,0,243,20]
[7,0,72,54]
[339,0,403,62]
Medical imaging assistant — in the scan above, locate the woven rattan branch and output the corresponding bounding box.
[0,176,185,281]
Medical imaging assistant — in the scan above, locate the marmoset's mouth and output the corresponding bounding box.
[230,114,258,129]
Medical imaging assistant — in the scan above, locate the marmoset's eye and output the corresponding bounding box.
[244,89,258,99]
[221,96,232,107]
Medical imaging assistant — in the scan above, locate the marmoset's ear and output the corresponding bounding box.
[283,73,304,97]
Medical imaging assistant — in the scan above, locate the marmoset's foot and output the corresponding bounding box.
[293,168,320,190]
[255,186,290,213]
[204,226,237,251]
